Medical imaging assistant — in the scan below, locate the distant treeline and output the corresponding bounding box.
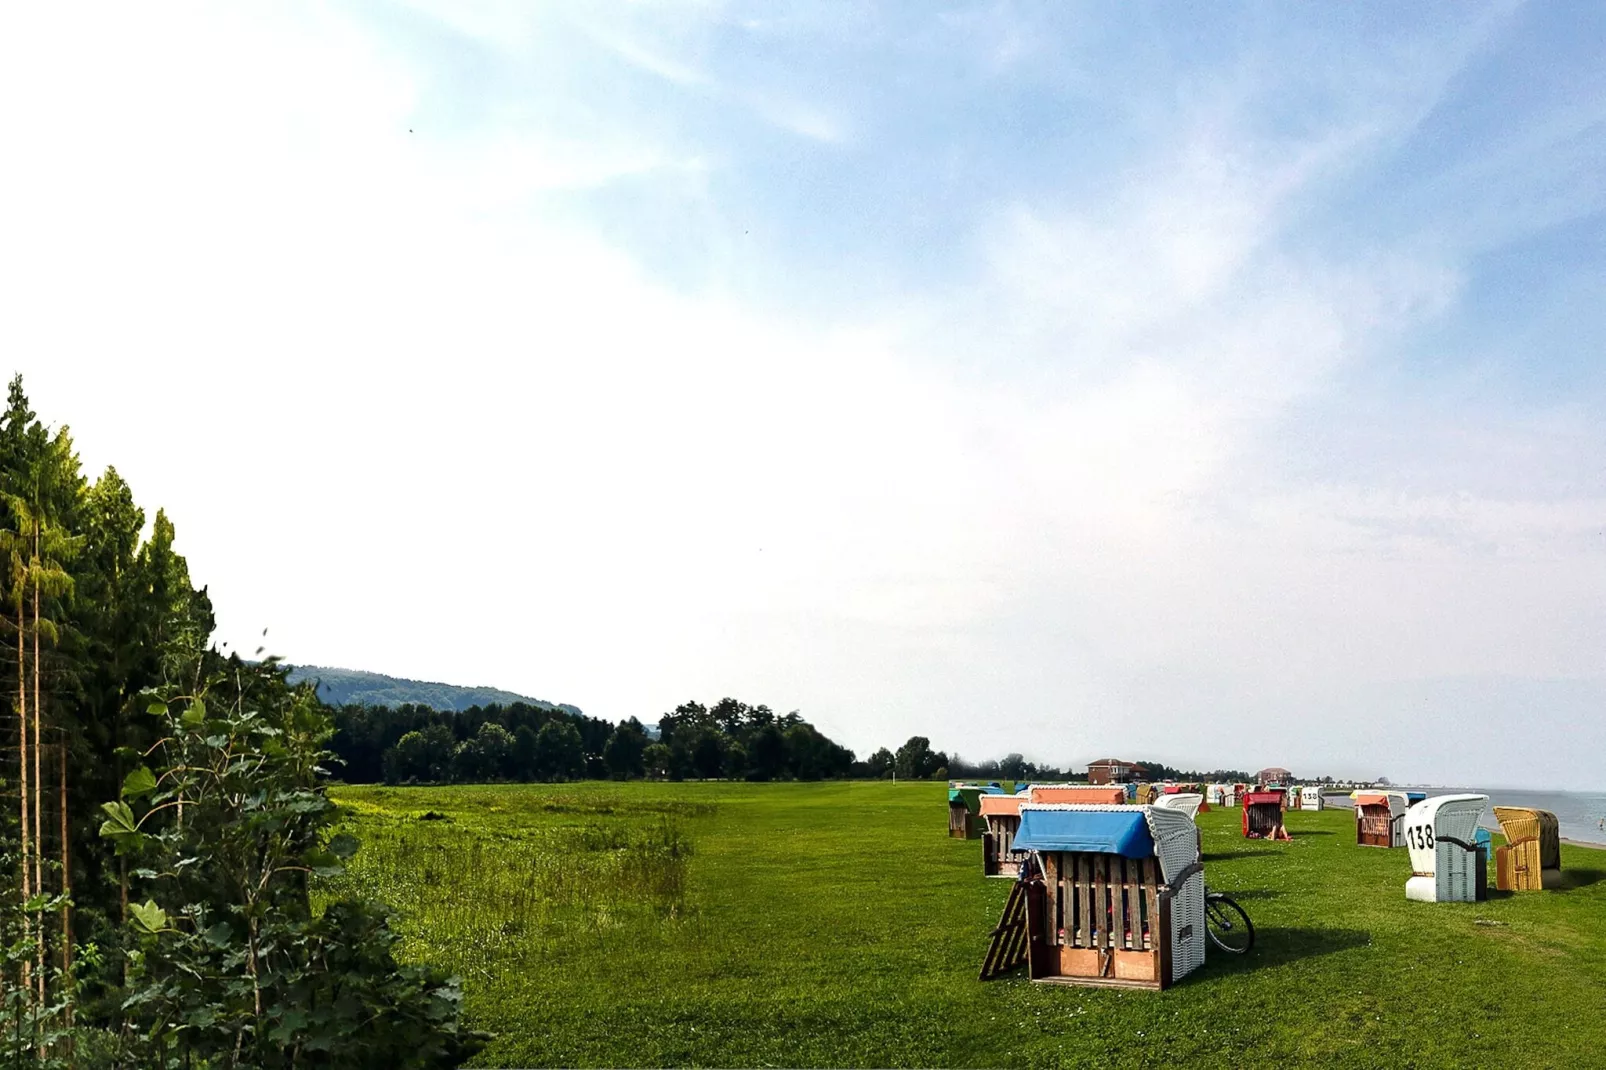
[329,698,1261,789]
[330,697,962,785]
[948,753,1076,782]
[330,702,614,784]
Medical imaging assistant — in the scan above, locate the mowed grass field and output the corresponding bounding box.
[322,782,1606,1068]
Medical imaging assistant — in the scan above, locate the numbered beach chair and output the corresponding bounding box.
[1491,807,1562,891]
[1353,791,1408,847]
[1242,791,1290,841]
[1010,804,1206,990]
[981,793,1029,877]
[1403,794,1489,902]
[1299,786,1324,811]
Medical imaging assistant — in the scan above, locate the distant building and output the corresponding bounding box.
[1256,766,1294,785]
[1087,758,1145,785]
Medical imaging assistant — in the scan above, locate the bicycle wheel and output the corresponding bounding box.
[1205,893,1254,954]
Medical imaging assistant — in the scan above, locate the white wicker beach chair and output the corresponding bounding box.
[1142,805,1207,983]
[1403,794,1489,903]
[1152,792,1203,820]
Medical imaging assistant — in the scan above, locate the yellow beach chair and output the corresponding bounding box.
[1491,806,1561,891]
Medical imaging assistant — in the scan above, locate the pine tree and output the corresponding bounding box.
[2,422,83,1008]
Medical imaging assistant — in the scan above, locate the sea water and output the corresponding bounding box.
[1327,788,1606,846]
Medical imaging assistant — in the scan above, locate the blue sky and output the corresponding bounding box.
[2,2,1603,786]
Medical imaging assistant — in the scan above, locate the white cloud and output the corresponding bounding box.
[2,2,1602,788]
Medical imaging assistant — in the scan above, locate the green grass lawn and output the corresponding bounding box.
[323,782,1606,1068]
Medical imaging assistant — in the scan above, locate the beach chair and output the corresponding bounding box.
[1492,807,1562,891]
[1353,791,1408,847]
[1299,787,1324,811]
[1153,792,1203,820]
[1010,804,1206,990]
[980,793,1029,877]
[1403,794,1489,903]
[1242,791,1290,841]
[949,787,984,839]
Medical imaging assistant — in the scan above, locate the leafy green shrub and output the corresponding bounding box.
[97,663,483,1068]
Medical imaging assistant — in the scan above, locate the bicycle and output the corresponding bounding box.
[1204,888,1255,954]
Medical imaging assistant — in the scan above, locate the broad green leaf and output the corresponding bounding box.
[121,765,158,800]
[182,698,207,726]
[327,833,359,859]
[129,900,169,935]
[99,800,138,837]
[145,700,167,716]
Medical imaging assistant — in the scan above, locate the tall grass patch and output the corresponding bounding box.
[317,788,708,983]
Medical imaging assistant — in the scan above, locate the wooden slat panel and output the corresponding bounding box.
[1112,857,1123,951]
[1063,855,1075,946]
[1111,857,1122,950]
[979,878,1029,979]
[1043,852,1059,941]
[1121,858,1134,950]
[1142,858,1159,951]
[1077,854,1091,948]
[1105,856,1116,951]
[1094,855,1108,949]
[1063,855,1074,946]
[1055,868,1065,940]
[1067,861,1076,944]
[1074,856,1083,945]
[1135,859,1148,949]
[1019,851,1176,990]
[1067,858,1077,944]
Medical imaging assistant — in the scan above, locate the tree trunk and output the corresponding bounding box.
[32,579,44,1004]
[16,594,30,1001]
[60,738,71,989]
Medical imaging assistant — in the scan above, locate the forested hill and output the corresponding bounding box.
[287,664,581,715]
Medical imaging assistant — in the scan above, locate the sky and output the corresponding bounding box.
[2,2,1604,788]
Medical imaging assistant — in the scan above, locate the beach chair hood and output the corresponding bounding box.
[1012,805,1154,859]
